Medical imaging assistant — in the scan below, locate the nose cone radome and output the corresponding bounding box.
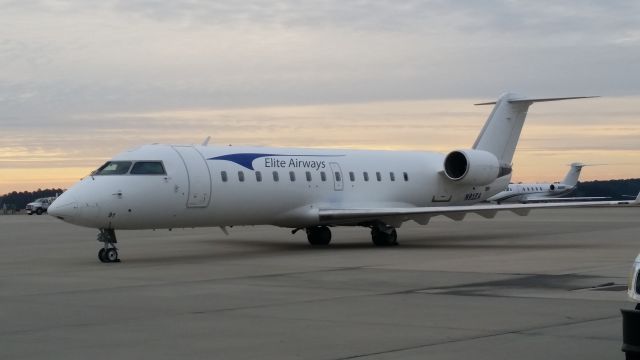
[48,193,78,221]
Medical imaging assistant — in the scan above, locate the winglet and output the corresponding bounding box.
[635,191,640,205]
[202,136,211,146]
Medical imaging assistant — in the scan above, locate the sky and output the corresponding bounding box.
[1,0,640,194]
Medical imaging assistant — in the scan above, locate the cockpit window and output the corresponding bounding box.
[130,161,166,175]
[95,161,132,175]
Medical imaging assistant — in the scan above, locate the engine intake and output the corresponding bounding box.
[443,149,500,185]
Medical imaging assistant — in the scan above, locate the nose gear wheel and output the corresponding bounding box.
[97,229,120,263]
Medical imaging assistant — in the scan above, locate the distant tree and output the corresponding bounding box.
[573,179,640,200]
[0,188,66,210]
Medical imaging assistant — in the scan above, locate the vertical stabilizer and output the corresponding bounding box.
[473,93,531,166]
[562,163,585,186]
[473,94,598,166]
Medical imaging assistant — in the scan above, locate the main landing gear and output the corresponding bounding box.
[306,226,332,246]
[97,229,120,263]
[370,224,398,247]
[302,223,399,247]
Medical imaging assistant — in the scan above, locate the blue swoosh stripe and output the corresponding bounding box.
[208,153,343,170]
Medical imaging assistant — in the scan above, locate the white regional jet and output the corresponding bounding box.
[48,93,638,263]
[487,163,606,203]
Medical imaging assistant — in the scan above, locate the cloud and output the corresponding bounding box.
[2,0,640,122]
[1,1,639,192]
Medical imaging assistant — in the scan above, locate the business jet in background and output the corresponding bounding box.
[487,163,607,203]
[48,93,638,263]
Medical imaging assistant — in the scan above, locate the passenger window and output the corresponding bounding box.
[320,172,327,182]
[403,172,409,181]
[256,171,262,182]
[306,171,312,182]
[273,171,279,182]
[349,172,355,182]
[238,171,245,182]
[95,161,132,175]
[335,172,341,182]
[289,171,296,182]
[221,171,228,182]
[376,172,381,182]
[130,161,166,175]
[363,172,369,181]
[390,172,395,181]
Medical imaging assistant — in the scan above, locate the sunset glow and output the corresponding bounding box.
[2,2,639,195]
[2,96,638,194]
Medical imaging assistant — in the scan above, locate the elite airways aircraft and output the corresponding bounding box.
[48,93,637,263]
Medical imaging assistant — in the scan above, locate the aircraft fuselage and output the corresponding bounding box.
[50,144,510,230]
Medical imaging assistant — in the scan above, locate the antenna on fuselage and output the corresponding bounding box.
[202,136,211,146]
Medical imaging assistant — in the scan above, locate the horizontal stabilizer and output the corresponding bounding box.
[475,96,599,106]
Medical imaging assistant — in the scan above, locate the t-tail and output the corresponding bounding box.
[441,93,598,187]
[562,162,586,187]
[472,93,598,166]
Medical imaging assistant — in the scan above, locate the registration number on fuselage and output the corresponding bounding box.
[464,192,482,201]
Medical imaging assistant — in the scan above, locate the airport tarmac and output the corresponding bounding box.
[1,207,639,359]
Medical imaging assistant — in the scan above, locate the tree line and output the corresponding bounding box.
[0,188,66,210]
[573,178,640,200]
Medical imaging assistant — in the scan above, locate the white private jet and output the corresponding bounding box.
[48,93,638,263]
[487,163,606,203]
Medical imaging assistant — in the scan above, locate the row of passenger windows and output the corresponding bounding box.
[507,186,545,192]
[220,170,409,183]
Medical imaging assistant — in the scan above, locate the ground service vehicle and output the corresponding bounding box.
[623,254,640,359]
[25,197,55,215]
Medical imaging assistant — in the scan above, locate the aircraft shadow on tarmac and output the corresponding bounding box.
[120,231,602,265]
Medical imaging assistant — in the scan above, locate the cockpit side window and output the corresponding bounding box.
[95,161,132,175]
[130,161,166,175]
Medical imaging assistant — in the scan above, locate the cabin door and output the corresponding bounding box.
[172,146,212,208]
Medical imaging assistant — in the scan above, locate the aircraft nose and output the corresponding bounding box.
[48,195,78,221]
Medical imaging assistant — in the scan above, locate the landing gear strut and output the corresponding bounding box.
[371,224,398,247]
[97,229,120,263]
[306,226,332,246]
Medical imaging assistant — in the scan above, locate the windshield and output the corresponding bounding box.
[130,161,166,175]
[94,161,132,175]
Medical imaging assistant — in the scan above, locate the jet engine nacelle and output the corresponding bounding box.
[443,149,499,185]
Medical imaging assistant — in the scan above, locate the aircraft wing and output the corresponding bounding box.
[318,193,639,225]
[523,196,610,202]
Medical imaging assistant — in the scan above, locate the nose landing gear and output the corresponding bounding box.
[97,229,120,263]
